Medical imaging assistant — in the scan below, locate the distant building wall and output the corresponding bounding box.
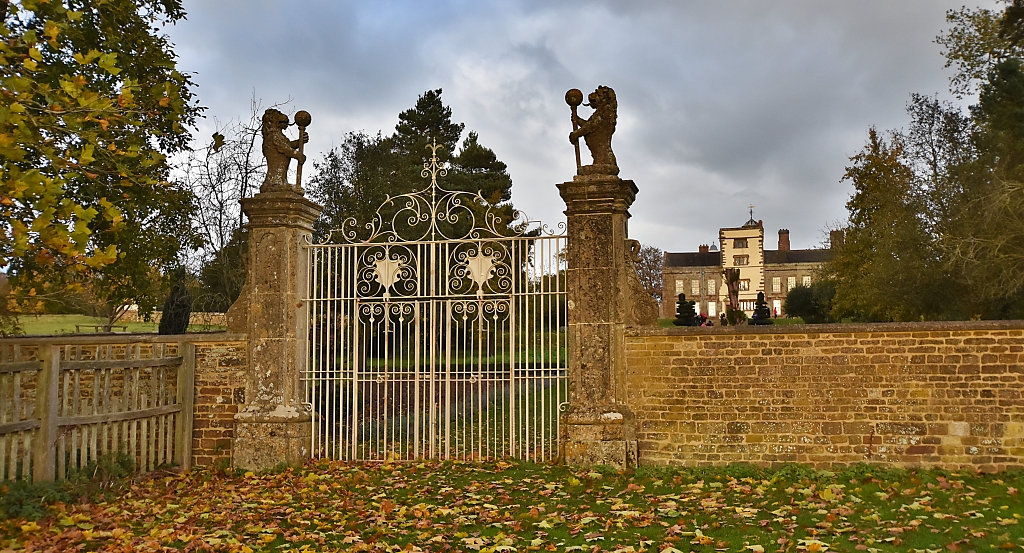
[662,224,829,319]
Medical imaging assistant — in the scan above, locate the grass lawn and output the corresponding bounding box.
[2,461,1022,552]
[14,314,225,336]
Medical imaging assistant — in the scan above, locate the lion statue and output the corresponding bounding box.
[569,85,619,176]
[260,108,308,192]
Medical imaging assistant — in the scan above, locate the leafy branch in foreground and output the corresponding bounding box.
[0,0,202,325]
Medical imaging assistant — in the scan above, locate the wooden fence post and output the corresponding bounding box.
[32,346,59,482]
[174,342,195,471]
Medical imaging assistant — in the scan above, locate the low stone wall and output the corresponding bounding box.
[625,321,1024,471]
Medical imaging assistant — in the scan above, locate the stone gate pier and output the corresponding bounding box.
[559,86,658,468]
[230,109,322,471]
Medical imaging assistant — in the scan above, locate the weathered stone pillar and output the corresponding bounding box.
[558,174,640,468]
[232,190,321,470]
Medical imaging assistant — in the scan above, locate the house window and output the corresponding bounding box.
[787,276,796,291]
[734,238,748,249]
[734,255,749,266]
[740,300,756,311]
[675,279,685,294]
[802,275,812,287]
[772,299,781,315]
[772,277,781,294]
[708,279,716,295]
[739,279,750,291]
[708,302,717,317]
[691,280,700,296]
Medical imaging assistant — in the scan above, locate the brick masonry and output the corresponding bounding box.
[191,340,248,468]
[624,321,1024,471]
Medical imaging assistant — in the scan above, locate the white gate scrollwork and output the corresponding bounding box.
[303,140,567,461]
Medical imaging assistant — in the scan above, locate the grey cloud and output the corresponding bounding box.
[169,0,998,252]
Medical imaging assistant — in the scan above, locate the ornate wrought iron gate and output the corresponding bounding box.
[303,143,567,461]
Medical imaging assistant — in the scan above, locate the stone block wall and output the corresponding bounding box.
[191,339,248,468]
[624,322,1024,471]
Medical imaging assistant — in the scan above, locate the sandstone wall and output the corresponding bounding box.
[624,322,1024,471]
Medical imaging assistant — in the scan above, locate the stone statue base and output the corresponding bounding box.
[233,407,312,471]
[578,163,619,177]
[562,405,638,468]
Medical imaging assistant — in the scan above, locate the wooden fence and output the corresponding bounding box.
[0,341,195,482]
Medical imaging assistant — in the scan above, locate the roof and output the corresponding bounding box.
[664,248,831,268]
[665,252,722,267]
[764,249,831,264]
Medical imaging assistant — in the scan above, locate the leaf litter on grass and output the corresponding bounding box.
[1,461,1022,552]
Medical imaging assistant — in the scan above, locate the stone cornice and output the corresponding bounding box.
[557,176,637,216]
[241,191,322,230]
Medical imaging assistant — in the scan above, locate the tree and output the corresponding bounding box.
[783,281,835,324]
[950,57,1024,316]
[825,129,954,321]
[826,2,1024,322]
[309,89,518,240]
[308,131,402,241]
[633,244,663,305]
[0,0,202,326]
[180,103,268,313]
[158,266,190,335]
[937,5,1022,98]
[672,293,697,326]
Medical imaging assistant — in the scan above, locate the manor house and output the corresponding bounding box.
[661,217,838,319]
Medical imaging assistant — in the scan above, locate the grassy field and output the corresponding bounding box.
[2,460,1021,552]
[13,314,225,336]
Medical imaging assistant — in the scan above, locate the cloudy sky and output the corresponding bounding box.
[167,0,997,253]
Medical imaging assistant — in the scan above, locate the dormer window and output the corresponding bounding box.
[734,239,748,249]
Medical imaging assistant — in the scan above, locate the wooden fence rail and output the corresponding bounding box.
[0,342,195,482]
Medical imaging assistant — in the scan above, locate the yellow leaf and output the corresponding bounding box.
[10,103,25,113]
[21,521,40,533]
[29,47,42,61]
[44,21,60,41]
[73,49,100,65]
[158,96,170,107]
[60,78,80,98]
[78,144,95,164]
[98,52,121,75]
[22,58,37,71]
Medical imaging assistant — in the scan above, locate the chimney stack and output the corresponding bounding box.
[698,244,709,253]
[830,230,845,249]
[778,229,790,251]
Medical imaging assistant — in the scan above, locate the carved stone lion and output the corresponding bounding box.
[260,108,308,192]
[569,85,619,177]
